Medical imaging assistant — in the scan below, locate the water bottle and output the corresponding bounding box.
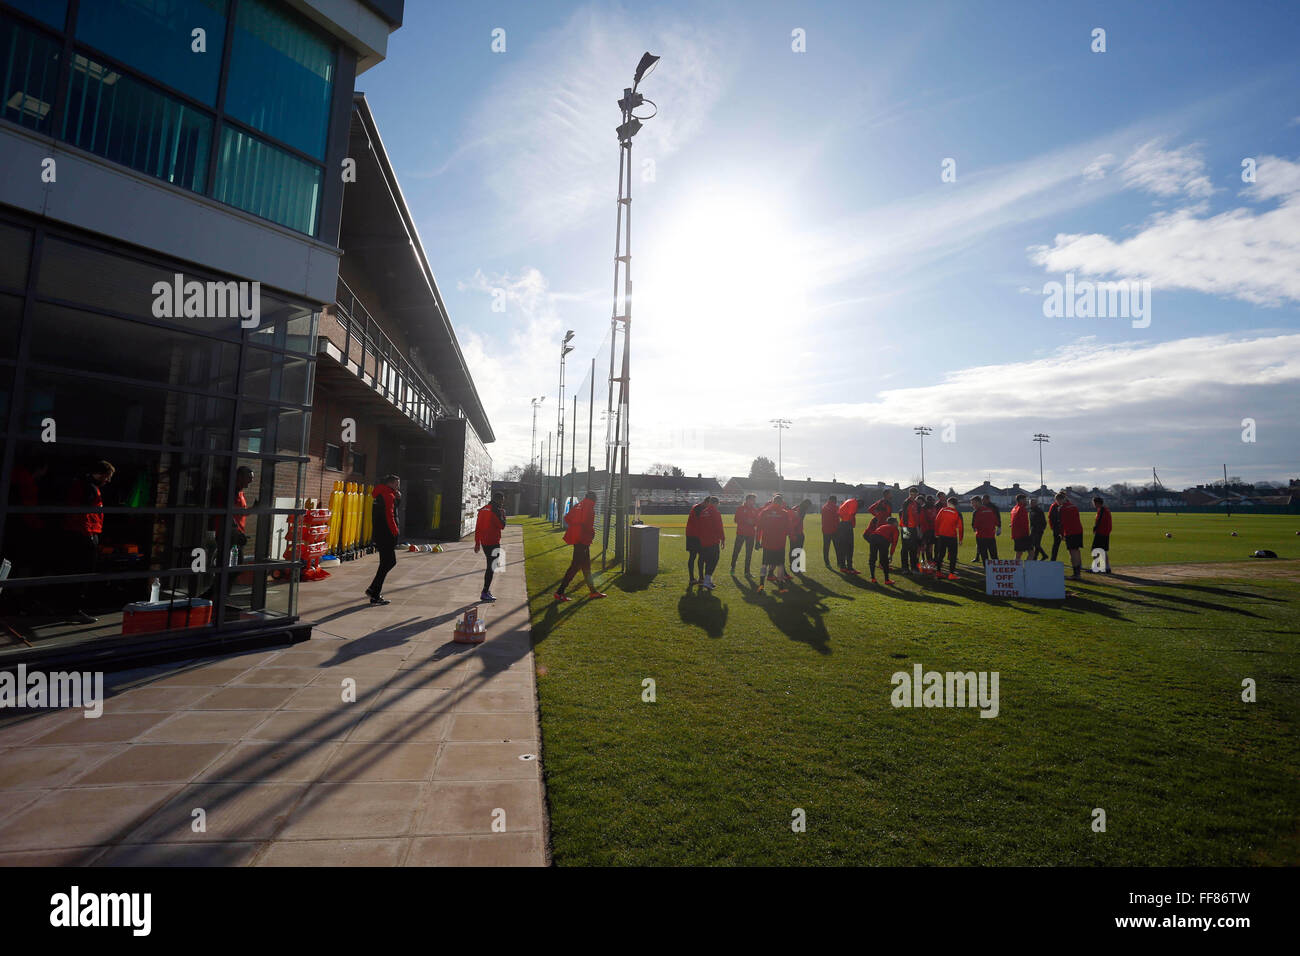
[149,578,161,603]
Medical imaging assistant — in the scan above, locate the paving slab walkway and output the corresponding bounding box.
[0,525,547,866]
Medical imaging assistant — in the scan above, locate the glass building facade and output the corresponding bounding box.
[0,0,334,235]
[0,214,318,662]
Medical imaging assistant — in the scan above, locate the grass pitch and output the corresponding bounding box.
[519,512,1300,866]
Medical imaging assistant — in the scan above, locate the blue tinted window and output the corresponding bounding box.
[74,0,227,105]
[63,53,212,192]
[0,14,61,132]
[214,125,321,234]
[5,0,66,29]
[224,0,334,159]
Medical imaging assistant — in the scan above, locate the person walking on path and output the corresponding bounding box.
[555,491,606,602]
[473,491,507,602]
[366,475,401,606]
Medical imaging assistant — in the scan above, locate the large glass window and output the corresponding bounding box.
[74,0,226,105]
[213,125,321,233]
[224,0,334,160]
[0,13,61,133]
[63,52,212,192]
[5,0,67,29]
[0,221,32,291]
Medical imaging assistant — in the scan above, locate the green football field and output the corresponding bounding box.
[519,512,1300,866]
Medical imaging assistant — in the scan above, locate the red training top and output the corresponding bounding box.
[1060,502,1084,536]
[1009,503,1029,539]
[972,506,998,539]
[734,502,760,537]
[64,478,103,535]
[757,506,792,549]
[820,500,839,534]
[1094,506,1112,535]
[919,503,936,533]
[373,484,401,537]
[934,506,964,542]
[562,498,595,546]
[475,504,505,547]
[696,504,725,548]
[837,498,859,526]
[870,522,899,556]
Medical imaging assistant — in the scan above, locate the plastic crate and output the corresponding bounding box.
[121,599,213,635]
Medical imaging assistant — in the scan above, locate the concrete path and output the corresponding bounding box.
[0,525,547,866]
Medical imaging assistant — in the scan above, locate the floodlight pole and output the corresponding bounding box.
[1033,433,1051,503]
[914,425,932,486]
[556,333,574,525]
[602,53,659,570]
[771,419,791,492]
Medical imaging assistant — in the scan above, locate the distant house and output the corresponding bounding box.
[721,477,859,508]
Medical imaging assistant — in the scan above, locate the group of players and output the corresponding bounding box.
[682,486,1115,593]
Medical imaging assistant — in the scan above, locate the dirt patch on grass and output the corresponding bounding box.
[1107,560,1300,585]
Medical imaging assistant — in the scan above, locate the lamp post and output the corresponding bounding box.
[557,331,575,523]
[602,51,660,569]
[771,419,791,492]
[914,425,932,486]
[530,396,545,515]
[1033,433,1050,503]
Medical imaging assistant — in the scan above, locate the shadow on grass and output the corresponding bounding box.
[732,578,832,655]
[677,588,729,637]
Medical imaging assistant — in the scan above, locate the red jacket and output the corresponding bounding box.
[64,478,103,535]
[757,506,792,549]
[918,504,935,533]
[820,501,839,534]
[837,498,859,526]
[693,504,725,547]
[475,503,505,547]
[899,497,922,529]
[1060,502,1083,536]
[734,503,760,537]
[685,505,703,539]
[372,484,401,538]
[787,508,805,539]
[972,506,998,539]
[562,499,594,546]
[869,522,899,556]
[1009,503,1029,539]
[934,506,964,542]
[1094,506,1112,535]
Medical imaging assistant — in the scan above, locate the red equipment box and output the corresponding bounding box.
[121,599,213,635]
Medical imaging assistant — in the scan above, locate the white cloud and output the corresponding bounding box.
[1029,155,1300,306]
[1082,153,1115,182]
[1119,139,1214,198]
[450,6,732,244]
[805,333,1300,426]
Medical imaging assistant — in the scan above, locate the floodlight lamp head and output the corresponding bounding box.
[562,345,575,357]
[633,52,660,88]
[616,117,642,143]
[563,330,575,343]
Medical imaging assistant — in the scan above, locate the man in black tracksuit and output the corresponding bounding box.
[1047,498,1064,561]
[366,474,401,605]
[1029,499,1048,560]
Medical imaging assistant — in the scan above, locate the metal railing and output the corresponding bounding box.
[331,276,450,432]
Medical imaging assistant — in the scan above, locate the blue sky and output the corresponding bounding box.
[355,0,1300,491]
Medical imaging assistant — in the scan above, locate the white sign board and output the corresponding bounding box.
[984,560,1066,599]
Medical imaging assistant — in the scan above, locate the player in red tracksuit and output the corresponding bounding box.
[820,495,839,566]
[1009,493,1031,560]
[898,487,923,574]
[933,498,964,579]
[919,495,937,570]
[756,495,793,592]
[731,494,760,575]
[1091,496,1112,573]
[866,516,900,583]
[473,491,507,602]
[864,491,893,534]
[367,475,402,605]
[1056,491,1085,579]
[555,491,606,601]
[694,496,726,590]
[835,496,862,573]
[971,498,999,564]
